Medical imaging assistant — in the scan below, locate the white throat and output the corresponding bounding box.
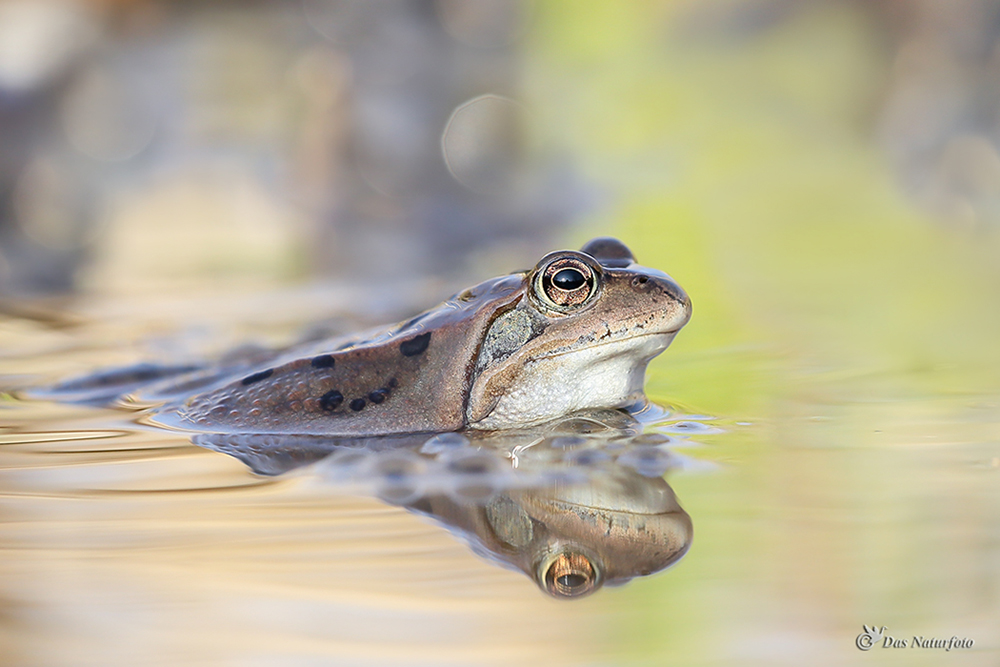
[470,333,673,430]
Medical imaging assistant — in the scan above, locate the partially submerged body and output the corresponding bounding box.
[41,238,692,436]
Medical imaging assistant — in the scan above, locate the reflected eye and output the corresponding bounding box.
[557,573,587,588]
[534,256,598,312]
[542,551,598,599]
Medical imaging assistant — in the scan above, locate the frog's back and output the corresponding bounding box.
[155,275,525,435]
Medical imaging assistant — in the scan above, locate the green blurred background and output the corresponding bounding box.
[530,4,1000,664]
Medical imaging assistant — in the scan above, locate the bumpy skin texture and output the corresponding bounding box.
[158,274,525,435]
[155,238,691,436]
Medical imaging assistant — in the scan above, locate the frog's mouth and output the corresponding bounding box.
[535,329,679,361]
[467,318,683,429]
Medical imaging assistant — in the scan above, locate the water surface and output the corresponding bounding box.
[2,271,997,666]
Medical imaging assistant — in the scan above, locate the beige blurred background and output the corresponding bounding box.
[0,0,584,299]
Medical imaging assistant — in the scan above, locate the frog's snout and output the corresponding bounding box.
[631,273,691,331]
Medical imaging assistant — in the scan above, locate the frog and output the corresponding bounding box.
[149,237,691,435]
[38,236,687,436]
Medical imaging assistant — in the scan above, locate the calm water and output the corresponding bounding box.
[1,276,998,667]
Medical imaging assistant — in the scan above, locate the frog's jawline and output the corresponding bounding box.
[535,331,678,360]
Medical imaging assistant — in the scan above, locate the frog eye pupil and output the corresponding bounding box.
[557,573,588,588]
[552,268,585,290]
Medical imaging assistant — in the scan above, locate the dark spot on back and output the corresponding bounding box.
[311,354,336,369]
[319,389,343,411]
[400,332,431,357]
[388,377,398,389]
[241,369,273,386]
[368,389,387,404]
[350,398,366,411]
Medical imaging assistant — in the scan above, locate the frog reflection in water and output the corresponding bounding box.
[146,237,691,435]
[196,409,693,599]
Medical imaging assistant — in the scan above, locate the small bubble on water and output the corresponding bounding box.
[547,435,587,449]
[420,432,470,455]
[326,449,370,469]
[319,449,371,482]
[441,450,509,502]
[446,450,504,476]
[376,481,423,505]
[565,448,611,467]
[372,450,425,480]
[371,451,426,504]
[617,445,676,477]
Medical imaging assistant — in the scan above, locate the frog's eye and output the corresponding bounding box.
[540,551,599,599]
[534,256,598,312]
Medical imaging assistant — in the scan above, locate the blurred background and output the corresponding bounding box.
[0,0,584,297]
[2,1,1000,666]
[2,0,1000,297]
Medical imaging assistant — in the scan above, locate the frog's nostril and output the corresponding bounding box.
[631,276,649,289]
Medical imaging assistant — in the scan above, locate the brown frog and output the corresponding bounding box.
[153,237,691,435]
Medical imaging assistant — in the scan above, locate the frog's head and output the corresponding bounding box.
[467,237,691,429]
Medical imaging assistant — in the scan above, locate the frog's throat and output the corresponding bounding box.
[466,333,674,430]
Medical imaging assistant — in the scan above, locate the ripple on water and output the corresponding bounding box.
[655,420,725,435]
[0,429,130,445]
